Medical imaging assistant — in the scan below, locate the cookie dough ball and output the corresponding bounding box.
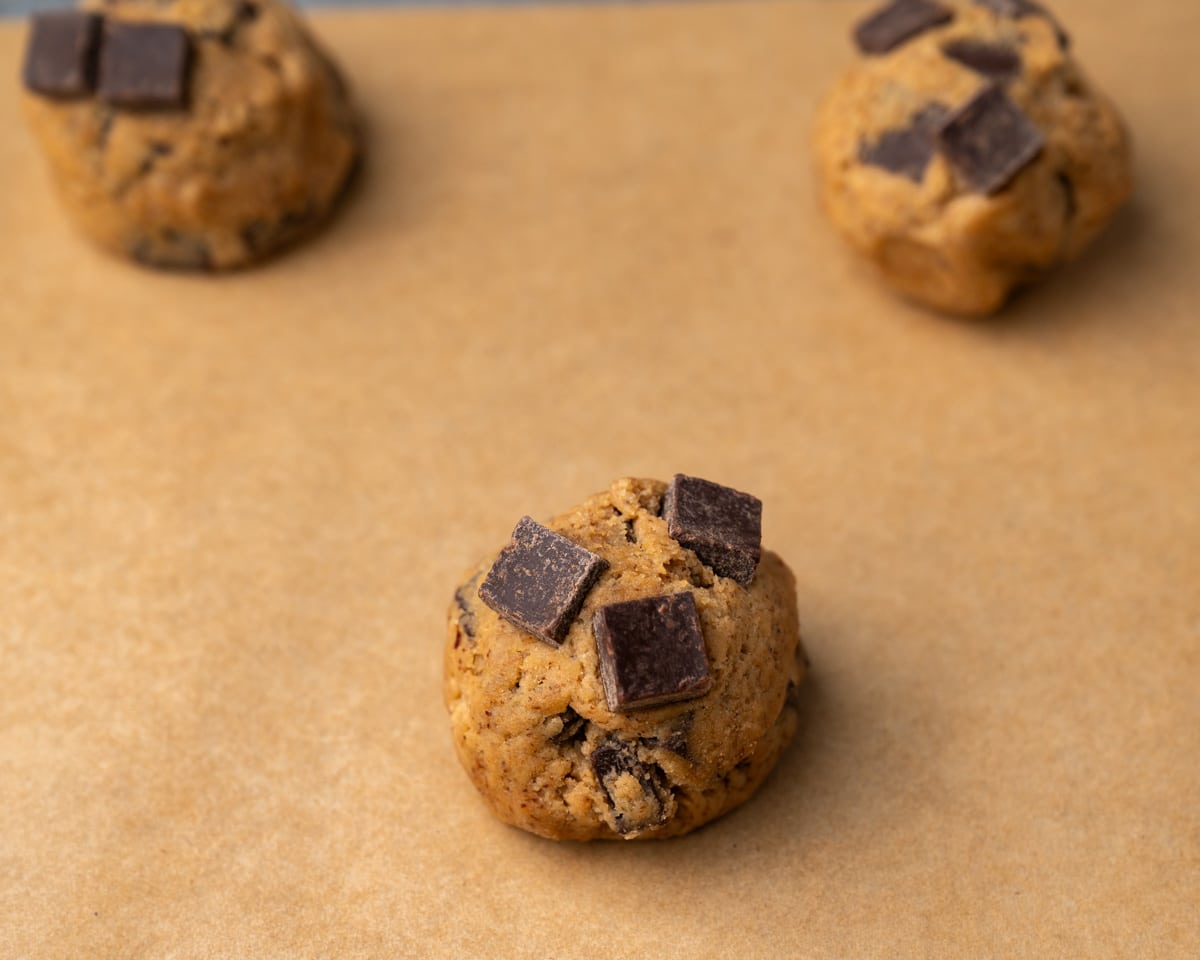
[22,0,360,269]
[813,0,1132,315]
[444,477,808,841]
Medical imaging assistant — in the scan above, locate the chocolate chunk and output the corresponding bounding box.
[609,507,638,543]
[973,0,1024,13]
[200,2,260,47]
[96,107,116,149]
[858,103,949,182]
[453,575,479,640]
[661,728,689,757]
[133,141,173,179]
[973,0,1070,50]
[590,739,672,835]
[647,714,693,758]
[854,0,954,55]
[97,21,191,110]
[942,39,1022,79]
[241,205,318,257]
[240,220,269,253]
[1056,170,1077,220]
[593,592,711,712]
[1031,4,1070,50]
[129,231,212,270]
[548,706,587,744]
[662,474,762,585]
[935,83,1045,195]
[479,517,608,646]
[1035,5,1071,50]
[23,11,102,99]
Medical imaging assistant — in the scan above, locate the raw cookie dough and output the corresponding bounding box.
[444,478,808,841]
[813,0,1132,315]
[22,0,360,269]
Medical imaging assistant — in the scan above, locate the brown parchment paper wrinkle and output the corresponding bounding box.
[0,1,1197,956]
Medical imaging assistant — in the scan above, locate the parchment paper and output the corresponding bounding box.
[1,1,1197,956]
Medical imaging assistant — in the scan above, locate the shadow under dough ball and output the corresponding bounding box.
[22,0,361,270]
[812,0,1132,315]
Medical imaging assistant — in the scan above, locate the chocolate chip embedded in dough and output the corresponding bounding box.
[452,574,481,642]
[662,474,762,585]
[590,739,673,836]
[972,0,1070,50]
[973,0,1024,14]
[1056,170,1077,221]
[23,11,102,99]
[240,206,317,257]
[547,706,587,745]
[479,516,608,646]
[129,230,212,270]
[859,103,949,182]
[648,714,694,759]
[854,0,954,55]
[593,592,711,712]
[97,21,192,110]
[935,83,1045,195]
[942,39,1022,80]
[199,1,260,46]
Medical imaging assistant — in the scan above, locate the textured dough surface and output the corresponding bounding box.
[444,478,807,842]
[813,0,1132,315]
[23,0,360,269]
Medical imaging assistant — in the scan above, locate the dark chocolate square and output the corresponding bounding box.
[478,517,608,646]
[593,592,711,712]
[23,11,102,99]
[942,39,1022,80]
[662,474,762,585]
[935,83,1045,195]
[858,103,949,182]
[97,21,192,110]
[854,0,954,56]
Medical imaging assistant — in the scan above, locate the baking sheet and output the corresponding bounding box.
[1,1,1198,956]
